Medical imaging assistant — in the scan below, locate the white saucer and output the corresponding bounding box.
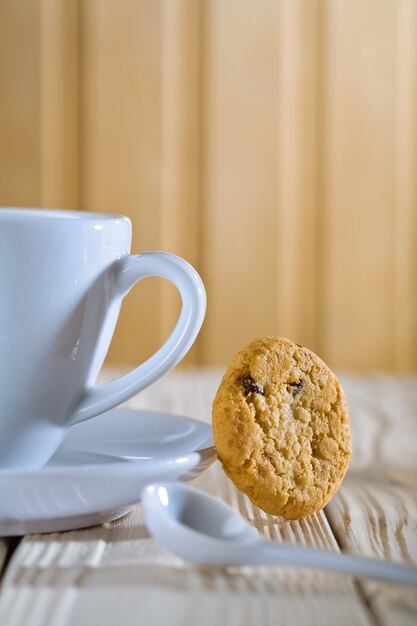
[0,408,215,536]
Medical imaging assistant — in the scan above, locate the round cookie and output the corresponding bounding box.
[212,337,351,520]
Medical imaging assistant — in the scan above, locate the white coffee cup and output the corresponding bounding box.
[0,208,206,469]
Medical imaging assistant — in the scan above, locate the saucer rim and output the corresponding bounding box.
[0,408,213,477]
[0,409,217,535]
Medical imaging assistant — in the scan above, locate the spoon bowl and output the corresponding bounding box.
[142,481,417,585]
[142,482,258,565]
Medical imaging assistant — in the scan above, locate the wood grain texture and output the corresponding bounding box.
[0,0,79,208]
[326,374,417,625]
[79,0,201,367]
[79,0,165,367]
[1,370,416,625]
[327,474,417,626]
[276,0,320,352]
[320,0,415,370]
[39,0,79,209]
[199,0,280,363]
[159,0,202,364]
[0,0,41,205]
[0,0,416,370]
[0,471,371,626]
[393,0,417,371]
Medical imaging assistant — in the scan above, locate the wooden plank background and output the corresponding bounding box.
[0,0,416,371]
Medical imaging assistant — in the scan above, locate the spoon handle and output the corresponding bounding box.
[256,542,417,586]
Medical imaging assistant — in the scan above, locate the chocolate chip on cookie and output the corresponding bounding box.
[287,380,303,396]
[240,374,265,396]
[212,337,351,520]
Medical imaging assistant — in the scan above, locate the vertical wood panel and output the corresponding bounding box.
[0,0,41,205]
[200,0,279,365]
[81,0,202,367]
[159,0,202,364]
[0,0,416,371]
[321,0,399,370]
[393,0,417,370]
[276,0,320,352]
[80,0,165,365]
[39,0,79,209]
[0,1,79,210]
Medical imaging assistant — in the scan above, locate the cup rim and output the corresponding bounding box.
[0,207,129,222]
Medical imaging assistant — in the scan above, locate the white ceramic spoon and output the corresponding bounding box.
[142,482,417,586]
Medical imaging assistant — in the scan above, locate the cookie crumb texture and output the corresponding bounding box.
[212,337,351,520]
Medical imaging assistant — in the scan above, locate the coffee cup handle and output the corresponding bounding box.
[70,252,206,424]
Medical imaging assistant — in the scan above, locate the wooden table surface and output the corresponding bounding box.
[0,370,416,626]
